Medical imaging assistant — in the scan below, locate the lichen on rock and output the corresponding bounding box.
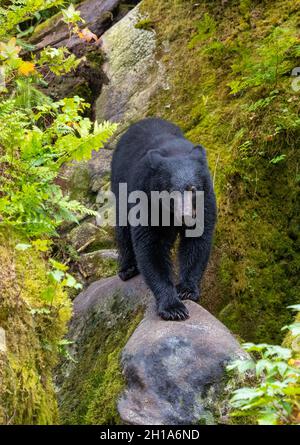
[95,2,165,127]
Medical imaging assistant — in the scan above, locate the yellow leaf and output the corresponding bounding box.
[77,27,99,43]
[18,61,36,76]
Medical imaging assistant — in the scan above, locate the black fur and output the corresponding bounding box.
[111,118,217,321]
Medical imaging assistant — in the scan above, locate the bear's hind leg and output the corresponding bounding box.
[116,226,139,281]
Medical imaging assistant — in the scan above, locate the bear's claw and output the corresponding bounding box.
[158,300,189,321]
[176,284,199,302]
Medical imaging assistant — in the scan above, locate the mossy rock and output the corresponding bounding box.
[56,276,149,424]
[67,222,115,253]
[79,249,118,282]
[0,230,71,424]
[141,0,300,343]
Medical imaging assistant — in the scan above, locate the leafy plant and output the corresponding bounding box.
[228,27,298,95]
[227,306,300,425]
[189,13,216,49]
[0,95,117,236]
[0,4,117,237]
[37,46,81,76]
[269,154,286,164]
[0,0,64,38]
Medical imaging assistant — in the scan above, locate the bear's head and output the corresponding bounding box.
[147,143,210,223]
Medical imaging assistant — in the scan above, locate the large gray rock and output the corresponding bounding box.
[56,275,153,423]
[118,300,246,425]
[72,274,150,318]
[95,3,167,127]
[57,275,246,425]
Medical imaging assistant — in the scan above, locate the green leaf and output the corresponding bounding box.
[256,359,272,377]
[64,273,82,290]
[227,358,255,373]
[283,386,300,395]
[270,154,286,164]
[282,322,300,336]
[276,362,288,377]
[231,387,263,403]
[264,345,292,360]
[49,259,68,271]
[49,269,64,283]
[242,342,270,352]
[40,285,56,303]
[258,411,278,425]
[30,307,51,315]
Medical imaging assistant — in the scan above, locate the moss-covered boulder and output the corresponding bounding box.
[140,0,300,344]
[56,275,149,424]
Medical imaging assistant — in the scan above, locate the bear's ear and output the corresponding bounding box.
[191,144,206,161]
[147,149,165,170]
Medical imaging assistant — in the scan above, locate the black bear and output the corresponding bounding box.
[111,118,216,321]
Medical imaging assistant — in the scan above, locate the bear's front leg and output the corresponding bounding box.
[131,227,189,321]
[177,234,212,302]
[116,226,139,281]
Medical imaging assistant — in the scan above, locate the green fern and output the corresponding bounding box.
[0,0,64,37]
[189,13,216,49]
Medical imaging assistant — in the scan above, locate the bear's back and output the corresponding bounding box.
[111,118,184,190]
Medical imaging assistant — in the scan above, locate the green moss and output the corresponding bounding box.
[68,162,94,205]
[31,11,61,39]
[135,18,154,31]
[0,230,71,424]
[142,0,300,343]
[92,256,118,279]
[79,252,118,282]
[58,299,143,424]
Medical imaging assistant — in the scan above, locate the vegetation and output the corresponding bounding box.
[142,0,300,344]
[0,0,116,424]
[0,7,117,238]
[227,305,300,425]
[58,300,143,425]
[0,0,299,427]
